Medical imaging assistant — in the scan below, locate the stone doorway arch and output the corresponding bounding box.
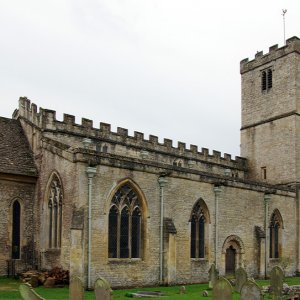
[221,235,245,275]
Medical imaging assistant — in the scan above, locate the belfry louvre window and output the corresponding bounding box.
[108,183,142,259]
[47,174,63,248]
[190,199,208,258]
[261,68,273,92]
[269,209,283,259]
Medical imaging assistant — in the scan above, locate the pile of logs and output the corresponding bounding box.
[20,267,69,287]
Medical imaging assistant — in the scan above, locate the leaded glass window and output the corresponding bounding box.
[47,174,63,248]
[270,210,282,259]
[190,200,207,258]
[108,183,142,259]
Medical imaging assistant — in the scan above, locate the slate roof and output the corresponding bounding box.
[164,217,177,234]
[0,117,38,177]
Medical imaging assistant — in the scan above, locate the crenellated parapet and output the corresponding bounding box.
[17,97,247,171]
[240,36,300,74]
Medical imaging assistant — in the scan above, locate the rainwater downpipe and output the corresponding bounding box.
[213,185,222,268]
[86,166,97,290]
[158,176,168,285]
[264,193,271,279]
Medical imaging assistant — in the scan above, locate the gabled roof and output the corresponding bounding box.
[0,117,37,177]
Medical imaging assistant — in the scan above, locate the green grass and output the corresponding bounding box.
[1,277,300,299]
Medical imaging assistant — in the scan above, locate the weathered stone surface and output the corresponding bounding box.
[19,283,45,300]
[208,264,219,289]
[270,266,284,298]
[94,286,111,300]
[212,277,232,300]
[94,277,112,299]
[235,267,247,293]
[69,276,84,300]
[240,279,262,300]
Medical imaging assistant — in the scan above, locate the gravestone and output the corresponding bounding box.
[69,276,84,300]
[212,277,232,300]
[94,286,111,300]
[240,279,263,300]
[209,263,219,289]
[235,267,248,293]
[179,286,186,294]
[270,266,284,299]
[94,277,112,300]
[19,283,46,300]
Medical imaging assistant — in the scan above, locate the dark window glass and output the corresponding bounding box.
[199,217,205,258]
[190,200,207,259]
[262,69,272,92]
[108,206,118,258]
[120,208,129,258]
[108,183,142,259]
[267,69,273,89]
[190,218,196,258]
[48,175,63,248]
[12,201,21,259]
[132,208,141,258]
[262,71,267,91]
[274,223,279,258]
[269,211,281,258]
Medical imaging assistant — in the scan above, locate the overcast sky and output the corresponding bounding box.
[1,0,299,157]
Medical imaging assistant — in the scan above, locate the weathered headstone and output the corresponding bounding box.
[94,277,112,300]
[212,277,232,300]
[69,276,84,300]
[179,286,186,294]
[209,263,219,289]
[19,283,46,300]
[270,266,284,299]
[235,267,248,293]
[94,286,111,300]
[240,279,263,300]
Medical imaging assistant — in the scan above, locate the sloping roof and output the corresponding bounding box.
[0,117,37,177]
[164,217,177,234]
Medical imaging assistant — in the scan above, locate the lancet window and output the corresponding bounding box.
[269,209,283,259]
[12,200,21,259]
[190,199,209,258]
[47,174,63,248]
[108,183,142,259]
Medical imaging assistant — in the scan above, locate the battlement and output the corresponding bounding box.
[240,36,300,74]
[17,97,247,170]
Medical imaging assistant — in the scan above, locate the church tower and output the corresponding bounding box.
[240,36,300,186]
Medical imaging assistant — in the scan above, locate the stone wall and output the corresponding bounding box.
[240,37,300,184]
[0,177,36,276]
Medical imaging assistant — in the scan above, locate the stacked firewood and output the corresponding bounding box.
[20,267,69,287]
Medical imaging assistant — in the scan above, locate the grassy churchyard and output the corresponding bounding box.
[1,276,300,300]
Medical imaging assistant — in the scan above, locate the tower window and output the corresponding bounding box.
[261,68,272,92]
[261,167,267,180]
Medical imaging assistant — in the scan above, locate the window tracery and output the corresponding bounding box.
[269,209,283,259]
[108,183,142,259]
[47,174,63,248]
[190,199,208,258]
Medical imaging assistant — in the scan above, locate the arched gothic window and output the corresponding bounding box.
[269,209,283,258]
[12,200,21,259]
[108,183,142,259]
[47,174,63,248]
[190,199,209,258]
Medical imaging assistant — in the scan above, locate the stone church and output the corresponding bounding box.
[0,36,300,288]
